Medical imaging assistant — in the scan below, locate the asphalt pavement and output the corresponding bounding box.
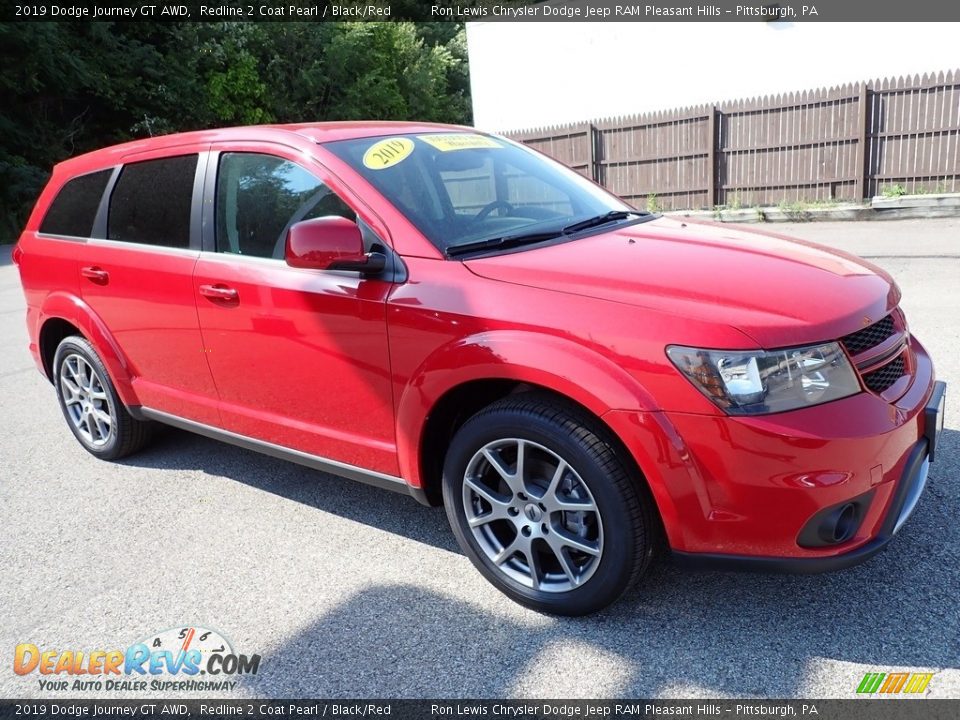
[0,218,957,699]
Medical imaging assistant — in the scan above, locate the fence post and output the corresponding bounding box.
[707,105,718,208]
[855,83,869,201]
[589,124,601,184]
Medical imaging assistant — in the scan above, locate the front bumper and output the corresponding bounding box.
[672,433,933,573]
[603,335,944,568]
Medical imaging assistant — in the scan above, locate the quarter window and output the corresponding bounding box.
[108,155,198,248]
[215,153,356,259]
[39,169,112,238]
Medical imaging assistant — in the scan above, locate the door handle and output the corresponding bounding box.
[199,284,239,302]
[80,266,109,284]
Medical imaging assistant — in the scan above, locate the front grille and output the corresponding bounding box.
[841,314,896,355]
[863,354,906,394]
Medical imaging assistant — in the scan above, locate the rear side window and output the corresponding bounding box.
[108,155,197,248]
[39,170,112,238]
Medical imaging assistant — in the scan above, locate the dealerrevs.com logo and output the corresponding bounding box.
[14,626,260,692]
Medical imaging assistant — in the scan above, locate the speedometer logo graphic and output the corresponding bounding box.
[134,626,234,673]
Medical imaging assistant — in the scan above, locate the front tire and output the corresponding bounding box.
[53,336,153,460]
[442,393,656,615]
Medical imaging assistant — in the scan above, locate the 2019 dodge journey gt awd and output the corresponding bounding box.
[14,122,946,615]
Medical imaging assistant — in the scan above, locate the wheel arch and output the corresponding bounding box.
[37,292,139,407]
[39,317,81,381]
[397,331,663,514]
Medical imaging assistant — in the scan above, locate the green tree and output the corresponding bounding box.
[0,20,472,240]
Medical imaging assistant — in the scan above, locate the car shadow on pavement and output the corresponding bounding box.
[118,426,461,554]
[0,245,13,266]
[125,427,959,697]
[243,546,958,698]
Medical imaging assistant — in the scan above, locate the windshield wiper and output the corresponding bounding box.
[561,210,644,234]
[445,210,647,258]
[445,230,564,257]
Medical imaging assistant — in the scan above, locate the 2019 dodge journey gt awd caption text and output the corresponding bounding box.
[14,122,946,615]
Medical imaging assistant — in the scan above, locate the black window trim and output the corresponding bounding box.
[200,150,219,254]
[90,165,122,240]
[37,166,118,242]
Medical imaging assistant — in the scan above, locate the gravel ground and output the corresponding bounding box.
[0,217,957,699]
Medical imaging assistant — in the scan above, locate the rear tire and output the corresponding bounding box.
[442,393,656,615]
[53,336,153,460]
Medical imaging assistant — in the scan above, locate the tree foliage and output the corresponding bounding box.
[0,21,472,239]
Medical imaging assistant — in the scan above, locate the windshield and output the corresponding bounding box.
[324,132,635,254]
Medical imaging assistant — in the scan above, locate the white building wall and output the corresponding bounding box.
[467,21,960,131]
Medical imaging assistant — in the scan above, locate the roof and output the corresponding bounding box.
[275,120,477,142]
[53,120,478,174]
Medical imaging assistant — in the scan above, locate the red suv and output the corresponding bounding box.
[14,123,946,615]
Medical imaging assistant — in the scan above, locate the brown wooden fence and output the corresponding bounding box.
[505,70,960,211]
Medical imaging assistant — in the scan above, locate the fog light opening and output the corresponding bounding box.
[833,503,858,543]
[798,490,874,549]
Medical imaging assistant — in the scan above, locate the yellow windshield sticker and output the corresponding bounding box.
[362,138,415,170]
[418,134,502,151]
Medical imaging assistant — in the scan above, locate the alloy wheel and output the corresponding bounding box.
[461,438,604,592]
[59,353,114,447]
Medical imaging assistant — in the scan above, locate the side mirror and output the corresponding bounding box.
[285,216,386,274]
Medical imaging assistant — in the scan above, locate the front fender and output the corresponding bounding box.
[38,292,140,407]
[395,330,658,488]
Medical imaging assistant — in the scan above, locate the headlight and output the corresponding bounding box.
[666,342,861,415]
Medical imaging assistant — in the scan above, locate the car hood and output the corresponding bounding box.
[463,217,900,348]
